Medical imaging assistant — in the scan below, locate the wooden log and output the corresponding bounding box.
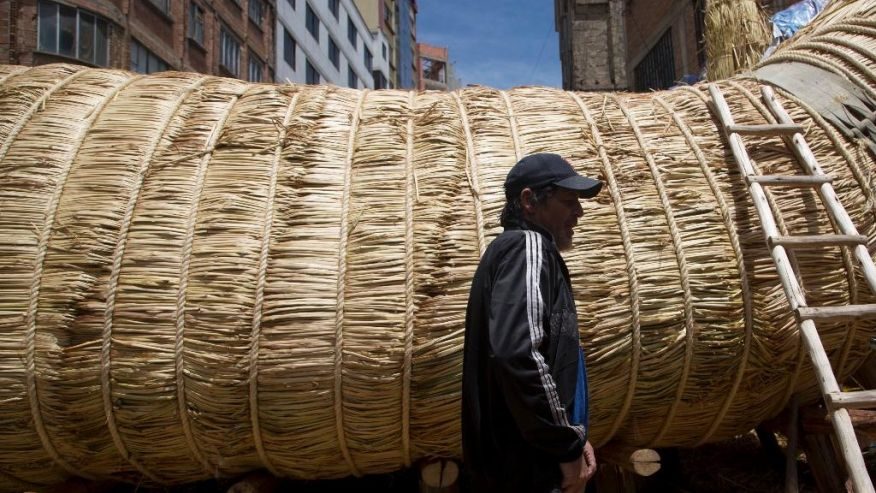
[768,234,868,249]
[801,407,876,447]
[725,123,805,136]
[419,459,459,493]
[747,174,832,187]
[796,304,876,323]
[827,390,876,410]
[598,443,661,477]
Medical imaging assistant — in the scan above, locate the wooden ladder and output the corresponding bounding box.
[708,83,876,493]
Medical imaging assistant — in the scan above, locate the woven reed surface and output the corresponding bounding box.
[705,0,772,80]
[2,0,876,488]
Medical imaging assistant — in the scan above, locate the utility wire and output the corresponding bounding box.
[528,28,552,83]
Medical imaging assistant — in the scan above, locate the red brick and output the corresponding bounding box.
[1,0,275,81]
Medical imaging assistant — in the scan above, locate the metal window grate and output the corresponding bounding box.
[634,28,676,91]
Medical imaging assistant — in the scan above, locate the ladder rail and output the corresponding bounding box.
[801,320,872,493]
[707,84,807,310]
[761,86,876,294]
[709,83,876,493]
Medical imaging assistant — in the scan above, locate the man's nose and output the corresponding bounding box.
[574,201,584,217]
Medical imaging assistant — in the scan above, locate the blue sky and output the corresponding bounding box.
[416,0,562,89]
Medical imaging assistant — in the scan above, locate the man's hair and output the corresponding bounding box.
[500,185,555,228]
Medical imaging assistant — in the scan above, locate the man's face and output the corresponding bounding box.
[523,187,584,251]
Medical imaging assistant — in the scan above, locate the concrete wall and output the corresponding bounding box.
[556,0,627,91]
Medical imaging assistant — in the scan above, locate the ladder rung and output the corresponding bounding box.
[768,234,868,248]
[826,390,876,410]
[746,174,832,187]
[796,304,876,322]
[725,123,805,136]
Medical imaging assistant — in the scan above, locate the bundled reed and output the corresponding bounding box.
[705,0,772,80]
[1,0,876,489]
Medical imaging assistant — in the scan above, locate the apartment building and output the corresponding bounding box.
[1,0,276,82]
[352,0,416,89]
[395,0,416,89]
[275,0,389,88]
[555,0,793,92]
[417,42,444,90]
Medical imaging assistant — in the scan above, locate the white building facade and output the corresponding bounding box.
[276,0,390,89]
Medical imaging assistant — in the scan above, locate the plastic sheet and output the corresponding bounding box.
[771,0,829,39]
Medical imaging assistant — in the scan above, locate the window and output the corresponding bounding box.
[306,60,320,84]
[634,28,675,91]
[328,0,339,19]
[188,2,204,45]
[347,19,357,49]
[306,3,319,40]
[38,0,110,66]
[248,0,264,25]
[382,43,386,60]
[348,69,357,89]
[249,53,263,82]
[364,47,372,71]
[283,28,296,68]
[286,0,295,9]
[328,37,339,69]
[373,70,387,89]
[219,27,241,76]
[149,0,170,14]
[130,39,168,73]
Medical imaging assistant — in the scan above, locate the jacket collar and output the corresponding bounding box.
[507,220,556,246]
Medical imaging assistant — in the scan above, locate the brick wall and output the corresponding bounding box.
[2,0,275,81]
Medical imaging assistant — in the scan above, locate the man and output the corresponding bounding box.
[462,153,601,493]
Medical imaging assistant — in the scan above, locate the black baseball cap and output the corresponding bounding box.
[504,153,603,199]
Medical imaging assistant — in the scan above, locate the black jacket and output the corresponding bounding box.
[461,223,586,493]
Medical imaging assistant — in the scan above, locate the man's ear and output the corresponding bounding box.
[520,187,535,215]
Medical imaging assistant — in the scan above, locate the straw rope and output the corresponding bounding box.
[668,87,755,446]
[568,92,641,447]
[450,93,486,255]
[794,40,876,80]
[766,49,876,101]
[101,76,208,483]
[500,91,523,160]
[0,68,87,164]
[400,90,416,467]
[23,73,144,480]
[248,89,301,477]
[173,85,246,478]
[334,89,368,477]
[611,94,697,446]
[0,65,27,85]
